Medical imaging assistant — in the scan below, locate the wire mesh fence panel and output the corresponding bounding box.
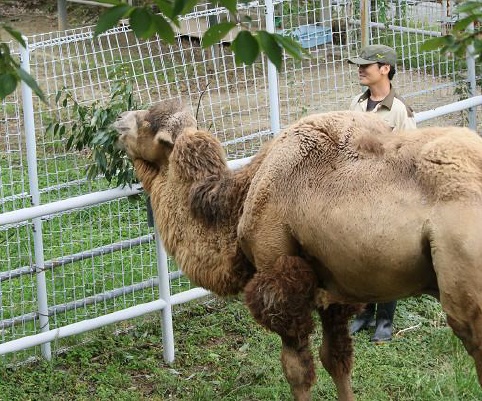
[0,0,480,362]
[275,0,480,129]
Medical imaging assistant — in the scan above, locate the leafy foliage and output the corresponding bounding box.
[48,66,139,187]
[0,24,46,101]
[422,1,482,60]
[93,0,306,68]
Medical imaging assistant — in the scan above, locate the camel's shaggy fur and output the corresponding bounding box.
[113,99,267,296]
[114,101,482,401]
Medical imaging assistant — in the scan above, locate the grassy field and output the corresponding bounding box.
[0,295,481,401]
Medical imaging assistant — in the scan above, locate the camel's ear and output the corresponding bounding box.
[154,130,174,147]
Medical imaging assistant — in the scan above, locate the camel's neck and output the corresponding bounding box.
[132,159,163,194]
[148,166,254,296]
[133,138,263,296]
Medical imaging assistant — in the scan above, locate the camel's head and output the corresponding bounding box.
[113,99,197,164]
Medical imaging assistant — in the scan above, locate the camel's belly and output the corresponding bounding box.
[292,200,437,301]
[313,251,435,303]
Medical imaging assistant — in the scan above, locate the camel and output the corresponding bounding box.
[111,99,271,296]
[113,99,482,401]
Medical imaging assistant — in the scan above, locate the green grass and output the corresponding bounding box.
[0,296,480,401]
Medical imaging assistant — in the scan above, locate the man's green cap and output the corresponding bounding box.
[348,45,397,66]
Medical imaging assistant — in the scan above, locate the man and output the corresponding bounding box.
[348,44,416,132]
[347,44,416,342]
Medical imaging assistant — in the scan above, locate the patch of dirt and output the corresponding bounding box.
[0,0,101,39]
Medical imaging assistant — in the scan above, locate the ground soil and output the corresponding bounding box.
[0,0,99,38]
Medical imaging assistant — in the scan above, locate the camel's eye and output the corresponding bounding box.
[158,138,174,148]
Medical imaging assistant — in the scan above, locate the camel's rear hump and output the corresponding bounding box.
[415,127,482,202]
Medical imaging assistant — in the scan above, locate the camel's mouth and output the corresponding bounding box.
[114,137,126,151]
[112,110,145,150]
[112,112,131,132]
[112,115,129,151]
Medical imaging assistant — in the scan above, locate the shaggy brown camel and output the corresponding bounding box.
[112,99,268,296]
[113,100,482,401]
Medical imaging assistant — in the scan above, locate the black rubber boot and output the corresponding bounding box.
[350,303,376,335]
[371,301,397,343]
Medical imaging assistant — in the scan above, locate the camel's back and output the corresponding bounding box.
[406,127,482,202]
[245,115,482,213]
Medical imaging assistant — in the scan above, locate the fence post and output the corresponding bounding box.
[265,0,281,134]
[466,23,477,132]
[57,0,68,30]
[360,0,370,47]
[154,230,175,363]
[20,38,52,360]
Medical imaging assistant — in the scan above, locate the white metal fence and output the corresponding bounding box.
[0,0,480,363]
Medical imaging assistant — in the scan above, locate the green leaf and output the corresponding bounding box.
[0,42,12,59]
[153,0,175,20]
[96,150,108,171]
[130,8,156,39]
[231,31,259,65]
[273,33,306,60]
[16,67,47,102]
[45,122,54,135]
[218,0,238,15]
[2,25,26,48]
[94,4,132,36]
[55,90,63,104]
[53,123,60,136]
[256,31,282,70]
[59,125,66,138]
[420,36,450,52]
[0,73,18,100]
[172,0,198,16]
[66,135,75,150]
[202,22,236,47]
[453,15,479,32]
[153,14,175,43]
[457,1,482,14]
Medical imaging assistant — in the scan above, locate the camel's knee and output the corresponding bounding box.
[244,255,318,338]
[472,348,482,386]
[445,302,482,350]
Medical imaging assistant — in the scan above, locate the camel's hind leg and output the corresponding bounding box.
[244,255,318,401]
[318,304,362,401]
[427,208,482,386]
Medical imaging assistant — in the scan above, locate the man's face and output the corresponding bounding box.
[357,63,390,86]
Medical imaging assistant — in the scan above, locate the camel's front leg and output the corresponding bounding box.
[318,304,362,401]
[244,255,318,401]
